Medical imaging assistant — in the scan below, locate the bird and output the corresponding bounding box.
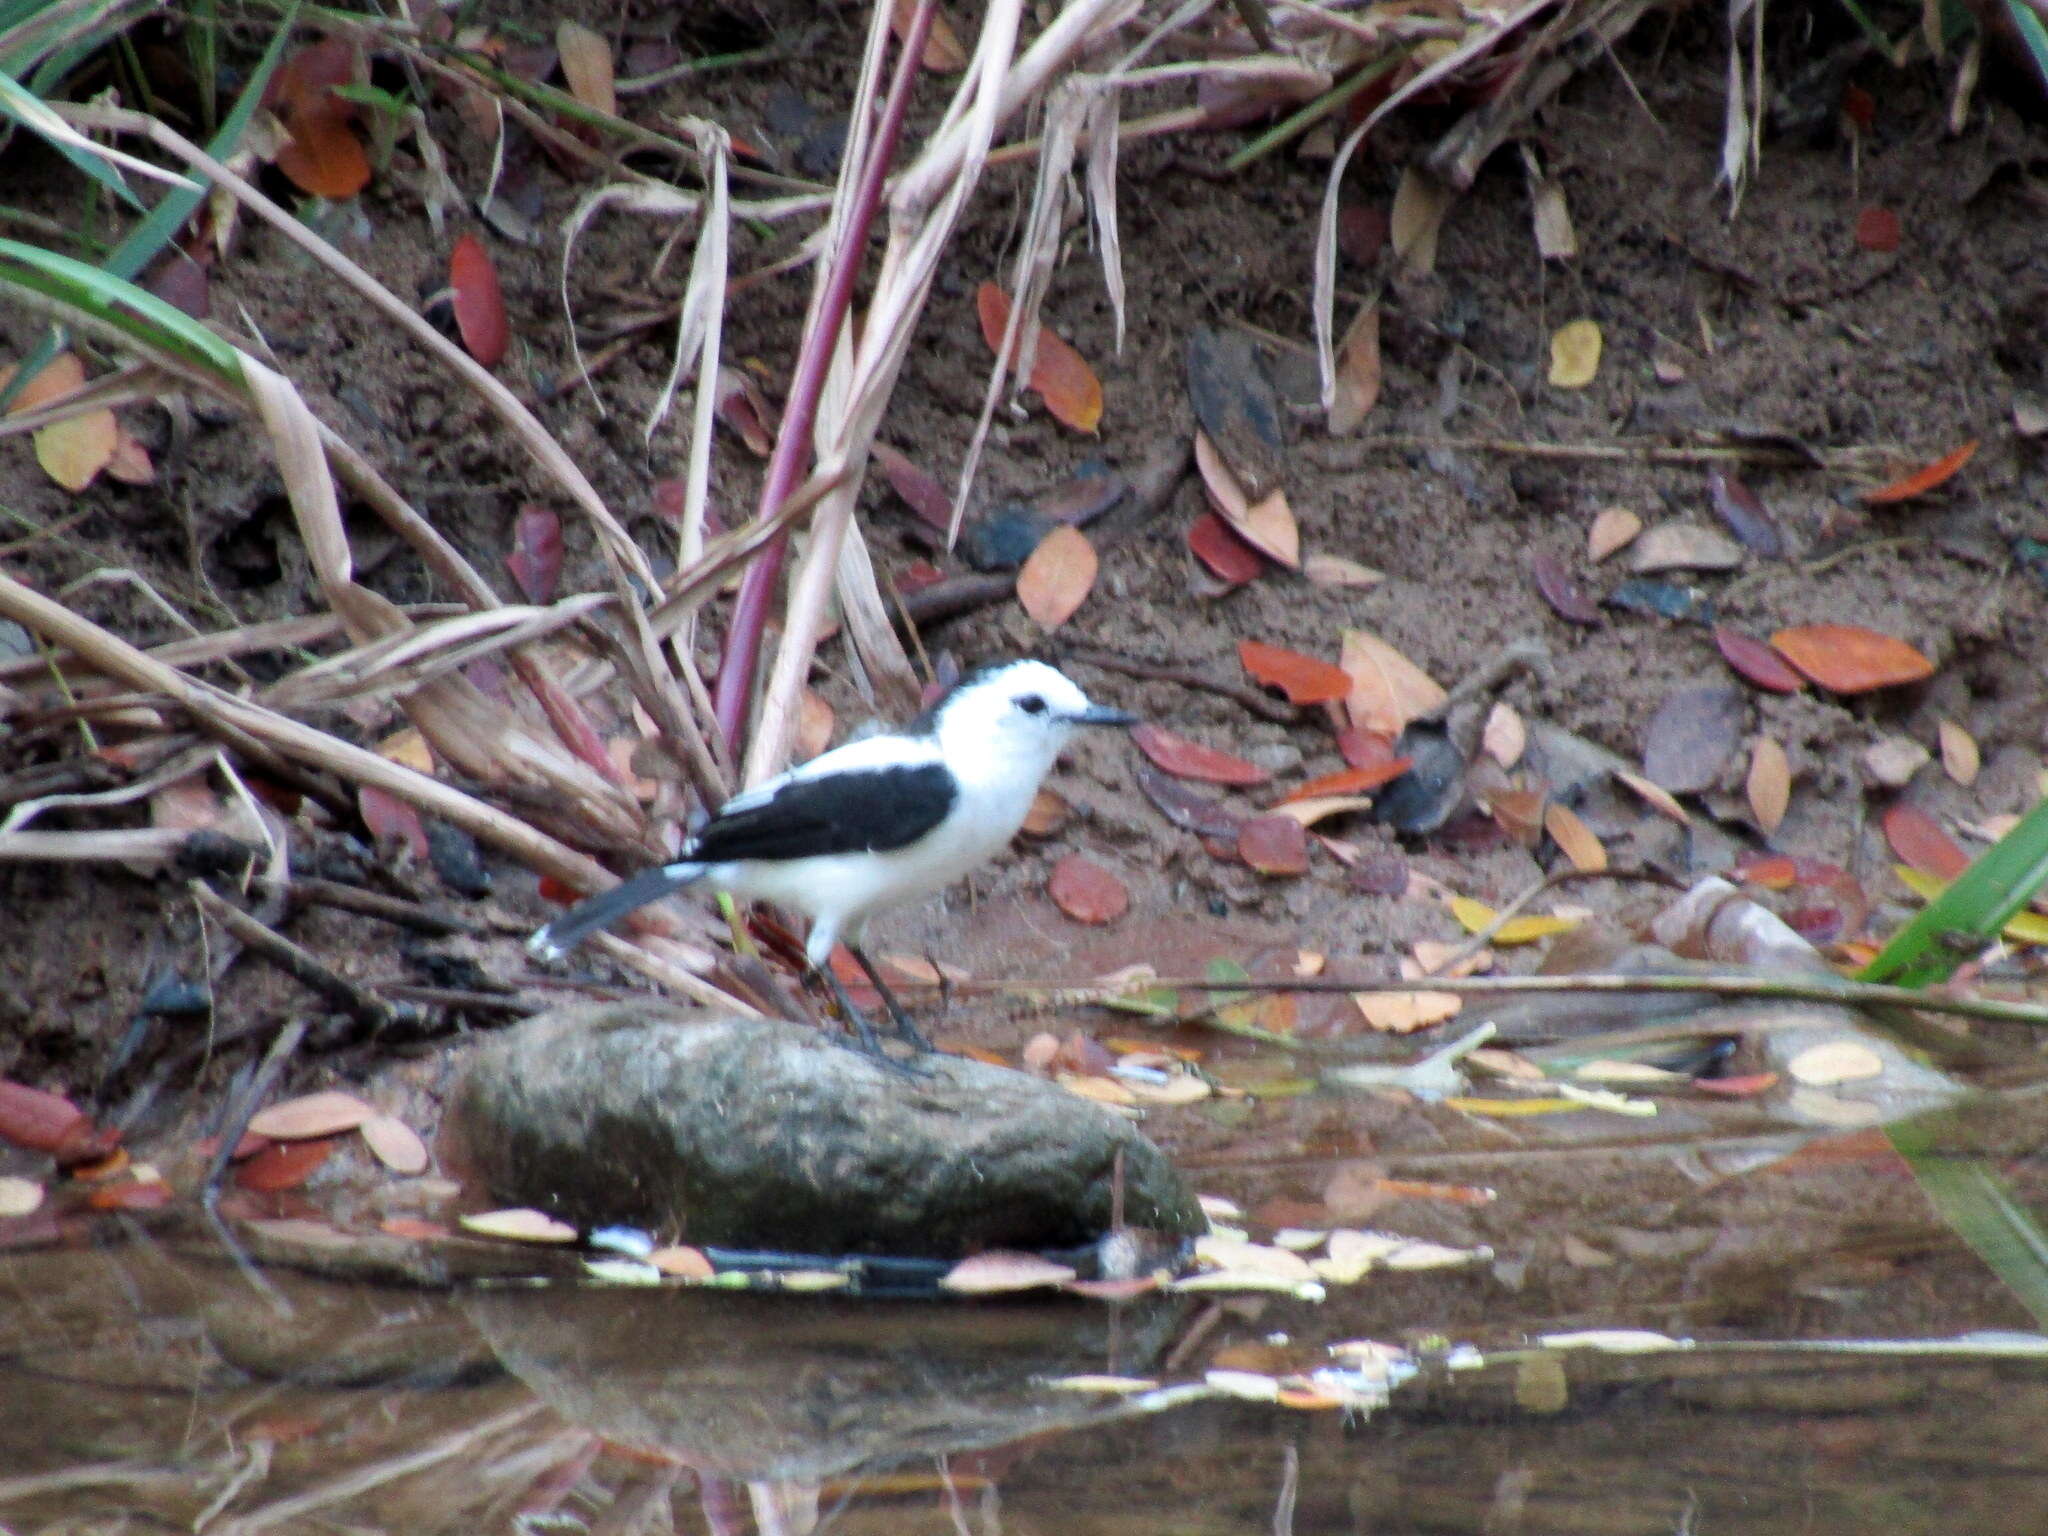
[528,659,1138,1055]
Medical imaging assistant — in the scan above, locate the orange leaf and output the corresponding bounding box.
[1016,525,1097,629]
[1238,640,1350,704]
[1237,815,1309,875]
[234,1136,339,1193]
[1882,802,1969,881]
[5,353,116,492]
[1338,628,1445,735]
[1746,736,1790,834]
[1279,761,1412,803]
[1131,723,1268,785]
[449,233,508,367]
[1769,624,1935,693]
[269,40,369,199]
[1191,431,1299,569]
[1048,854,1128,923]
[892,0,968,70]
[1862,440,1977,504]
[1543,803,1607,873]
[104,429,154,485]
[1187,511,1266,585]
[975,282,1102,433]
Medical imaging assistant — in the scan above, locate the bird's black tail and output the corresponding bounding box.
[527,862,706,961]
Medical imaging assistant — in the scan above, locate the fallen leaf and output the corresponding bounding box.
[1864,735,1930,788]
[555,21,616,115]
[87,1179,174,1212]
[234,1136,339,1193]
[459,1207,578,1243]
[1882,802,1969,880]
[1614,769,1692,825]
[1788,1040,1885,1085]
[1267,795,1374,829]
[359,784,430,859]
[1048,854,1128,923]
[1058,1072,1138,1106]
[1131,723,1268,785]
[1020,788,1070,837]
[1713,627,1806,693]
[1629,523,1744,572]
[1486,787,1545,846]
[890,0,968,70]
[104,430,154,485]
[1187,511,1267,585]
[1529,552,1601,624]
[1192,431,1298,567]
[449,233,508,368]
[1530,176,1576,260]
[795,689,835,760]
[1339,629,1446,736]
[359,1113,429,1175]
[248,1091,376,1140]
[1239,640,1350,704]
[976,282,1103,433]
[269,39,369,199]
[1853,205,1900,253]
[1642,685,1747,794]
[1281,762,1412,803]
[871,442,953,529]
[1547,319,1602,389]
[941,1251,1078,1294]
[1706,469,1784,558]
[1770,625,1934,693]
[1481,703,1526,767]
[649,1244,715,1278]
[1016,525,1097,629]
[504,502,561,602]
[1336,727,1401,772]
[1895,867,2048,945]
[1135,763,1245,839]
[5,353,116,493]
[1354,989,1460,1033]
[712,367,775,455]
[0,1175,45,1217]
[1544,803,1606,873]
[1328,302,1381,434]
[1862,440,1977,504]
[1938,719,1979,786]
[1389,166,1450,276]
[1448,897,1581,945]
[0,1080,94,1156]
[1587,507,1641,561]
[1303,552,1383,588]
[1238,815,1309,875]
[1748,737,1791,834]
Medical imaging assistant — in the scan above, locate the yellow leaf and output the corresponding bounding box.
[1892,866,2048,945]
[1389,166,1450,277]
[1444,1096,1586,1116]
[6,353,115,492]
[1548,319,1602,389]
[1448,896,1581,945]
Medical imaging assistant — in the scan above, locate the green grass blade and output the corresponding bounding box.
[2007,0,2048,94]
[1888,1108,2048,1330]
[0,65,141,207]
[1858,795,2048,988]
[0,235,243,384]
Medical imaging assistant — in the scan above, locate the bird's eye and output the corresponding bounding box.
[1017,694,1047,715]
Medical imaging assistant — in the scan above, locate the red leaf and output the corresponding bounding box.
[1130,723,1268,786]
[359,785,430,859]
[1853,206,1900,253]
[537,875,584,905]
[1336,727,1400,771]
[1770,625,1934,693]
[975,282,1103,433]
[233,1135,339,1193]
[1713,626,1805,693]
[1047,854,1128,923]
[1695,1072,1781,1097]
[1706,469,1783,558]
[1882,802,1969,881]
[1238,640,1351,705]
[1237,815,1309,875]
[0,1079,90,1154]
[505,502,563,603]
[85,1180,174,1212]
[1529,552,1600,625]
[1187,512,1266,585]
[1279,760,1412,803]
[872,442,953,530]
[1134,763,1245,840]
[1861,440,1977,505]
[450,234,508,367]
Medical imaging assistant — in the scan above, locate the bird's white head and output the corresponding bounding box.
[929,659,1137,782]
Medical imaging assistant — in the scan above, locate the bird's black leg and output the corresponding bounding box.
[848,945,936,1053]
[815,963,929,1077]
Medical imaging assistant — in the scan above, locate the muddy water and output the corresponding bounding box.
[4,1201,2046,1536]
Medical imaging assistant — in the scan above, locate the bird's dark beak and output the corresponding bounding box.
[1071,705,1140,727]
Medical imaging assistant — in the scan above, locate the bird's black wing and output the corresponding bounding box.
[688,761,957,863]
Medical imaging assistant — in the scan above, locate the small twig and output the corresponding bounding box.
[276,877,485,937]
[1230,0,1278,50]
[1304,434,1896,473]
[202,1014,306,1201]
[189,880,397,1033]
[1056,643,1298,724]
[379,983,540,1016]
[893,572,1017,630]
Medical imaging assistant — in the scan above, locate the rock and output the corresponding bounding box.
[445,1005,1206,1258]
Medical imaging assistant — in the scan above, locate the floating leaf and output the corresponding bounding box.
[1048,854,1128,923]
[1131,723,1267,785]
[941,1251,1078,1294]
[1862,440,1977,504]
[460,1207,578,1243]
[1883,802,1969,881]
[1713,626,1805,693]
[976,282,1102,433]
[1481,703,1526,767]
[1544,803,1606,873]
[1016,525,1097,629]
[1338,629,1445,736]
[1238,815,1309,875]
[1853,206,1900,253]
[1187,511,1266,585]
[1770,625,1934,693]
[359,1113,428,1174]
[1327,302,1381,434]
[1629,523,1743,572]
[1547,319,1602,389]
[1614,769,1692,825]
[1239,640,1349,705]
[1303,552,1383,588]
[1748,736,1791,834]
[249,1091,376,1140]
[504,502,561,602]
[449,233,508,367]
[1529,552,1600,624]
[555,21,616,115]
[1938,719,1980,786]
[234,1136,338,1193]
[1706,469,1783,558]
[1448,897,1580,945]
[1587,507,1641,561]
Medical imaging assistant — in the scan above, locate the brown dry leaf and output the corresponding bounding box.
[1193,428,1249,518]
[1747,736,1791,834]
[1236,490,1300,569]
[248,1090,376,1140]
[1587,507,1642,561]
[1412,939,1489,978]
[1267,794,1375,829]
[1303,553,1383,588]
[1327,302,1381,434]
[1938,719,1980,786]
[795,689,835,760]
[1016,525,1097,629]
[556,21,616,115]
[1481,703,1525,767]
[1389,166,1450,277]
[892,0,968,69]
[1238,815,1310,874]
[941,1251,1079,1294]
[1544,803,1607,873]
[1353,989,1461,1033]
[359,1113,429,1175]
[1339,628,1446,736]
[1614,769,1692,825]
[1547,320,1602,388]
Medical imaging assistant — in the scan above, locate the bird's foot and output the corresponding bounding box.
[846,945,937,1054]
[820,966,933,1078]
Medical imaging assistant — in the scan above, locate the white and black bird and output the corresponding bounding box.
[527,659,1137,1053]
